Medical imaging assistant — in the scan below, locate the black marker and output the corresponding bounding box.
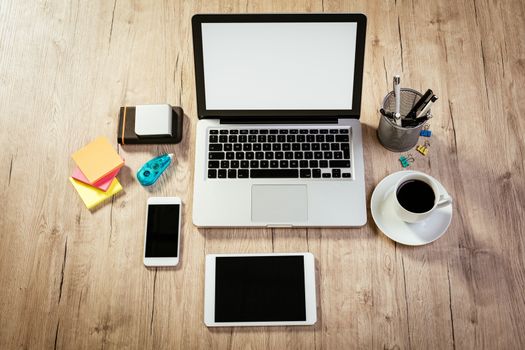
[416,95,438,119]
[380,108,395,118]
[402,116,428,127]
[406,89,433,119]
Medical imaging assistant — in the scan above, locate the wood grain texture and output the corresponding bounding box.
[0,0,524,349]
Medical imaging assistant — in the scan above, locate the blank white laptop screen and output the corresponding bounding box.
[201,22,357,110]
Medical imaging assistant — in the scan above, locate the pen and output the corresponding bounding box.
[401,116,428,127]
[416,95,438,119]
[393,75,401,125]
[380,108,395,119]
[406,89,433,119]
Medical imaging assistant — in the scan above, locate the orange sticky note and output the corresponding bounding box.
[69,177,122,209]
[72,137,124,183]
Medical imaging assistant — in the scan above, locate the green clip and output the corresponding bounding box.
[399,154,414,168]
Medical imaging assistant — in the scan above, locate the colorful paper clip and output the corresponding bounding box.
[399,154,414,168]
[416,141,430,156]
[420,124,432,137]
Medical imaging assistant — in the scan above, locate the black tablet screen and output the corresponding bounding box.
[215,256,306,322]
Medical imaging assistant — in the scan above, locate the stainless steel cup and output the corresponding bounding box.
[377,88,430,152]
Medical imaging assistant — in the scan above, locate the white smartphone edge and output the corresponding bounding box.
[204,252,317,327]
[143,197,182,267]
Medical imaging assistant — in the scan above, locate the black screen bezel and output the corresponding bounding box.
[191,13,367,120]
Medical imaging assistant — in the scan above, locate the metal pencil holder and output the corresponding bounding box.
[377,88,431,152]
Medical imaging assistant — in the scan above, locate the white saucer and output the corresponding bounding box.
[371,171,453,246]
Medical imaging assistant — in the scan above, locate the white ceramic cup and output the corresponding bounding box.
[393,173,452,223]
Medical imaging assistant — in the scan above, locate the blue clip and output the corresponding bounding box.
[420,130,432,137]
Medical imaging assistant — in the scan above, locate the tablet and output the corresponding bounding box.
[204,253,317,327]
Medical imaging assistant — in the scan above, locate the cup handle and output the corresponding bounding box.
[436,193,453,209]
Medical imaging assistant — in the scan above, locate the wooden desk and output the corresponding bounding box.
[1,0,524,348]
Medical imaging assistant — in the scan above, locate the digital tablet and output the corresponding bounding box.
[204,253,317,327]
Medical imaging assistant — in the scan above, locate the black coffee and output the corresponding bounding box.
[396,179,435,213]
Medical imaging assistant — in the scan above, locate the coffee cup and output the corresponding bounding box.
[393,173,452,223]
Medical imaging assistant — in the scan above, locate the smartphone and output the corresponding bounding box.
[144,197,181,267]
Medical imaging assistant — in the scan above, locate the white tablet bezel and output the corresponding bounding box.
[204,252,317,327]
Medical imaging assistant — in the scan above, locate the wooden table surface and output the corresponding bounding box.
[1,0,524,349]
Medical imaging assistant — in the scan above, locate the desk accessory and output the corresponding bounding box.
[135,104,173,137]
[416,141,430,156]
[69,177,122,209]
[371,171,453,245]
[405,89,433,119]
[393,172,452,223]
[399,154,414,168]
[70,137,124,208]
[393,75,401,125]
[191,14,368,228]
[377,88,431,152]
[117,105,183,145]
[72,137,124,183]
[380,108,395,119]
[144,197,181,267]
[416,95,438,119]
[137,154,174,186]
[204,253,317,327]
[71,167,120,191]
[420,124,432,137]
[402,114,431,127]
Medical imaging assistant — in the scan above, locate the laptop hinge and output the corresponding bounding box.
[220,117,339,124]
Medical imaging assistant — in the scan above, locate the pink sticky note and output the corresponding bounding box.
[72,167,120,191]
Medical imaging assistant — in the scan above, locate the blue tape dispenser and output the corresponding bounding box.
[137,153,174,186]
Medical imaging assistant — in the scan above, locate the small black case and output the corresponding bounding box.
[117,105,183,145]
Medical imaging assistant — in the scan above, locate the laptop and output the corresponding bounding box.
[191,14,367,227]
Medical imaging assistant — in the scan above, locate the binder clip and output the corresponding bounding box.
[420,124,432,137]
[416,141,430,156]
[399,154,414,168]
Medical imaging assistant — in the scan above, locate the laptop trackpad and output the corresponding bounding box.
[251,185,308,223]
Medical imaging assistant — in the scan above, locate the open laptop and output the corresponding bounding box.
[191,14,367,227]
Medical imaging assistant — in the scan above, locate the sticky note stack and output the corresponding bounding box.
[70,137,124,209]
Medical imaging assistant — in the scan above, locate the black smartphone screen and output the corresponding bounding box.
[145,204,180,258]
[214,256,306,322]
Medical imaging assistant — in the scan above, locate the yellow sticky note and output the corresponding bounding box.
[72,137,124,183]
[69,177,122,209]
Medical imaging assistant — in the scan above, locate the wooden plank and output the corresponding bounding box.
[0,0,524,349]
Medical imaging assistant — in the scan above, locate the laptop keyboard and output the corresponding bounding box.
[207,127,352,179]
